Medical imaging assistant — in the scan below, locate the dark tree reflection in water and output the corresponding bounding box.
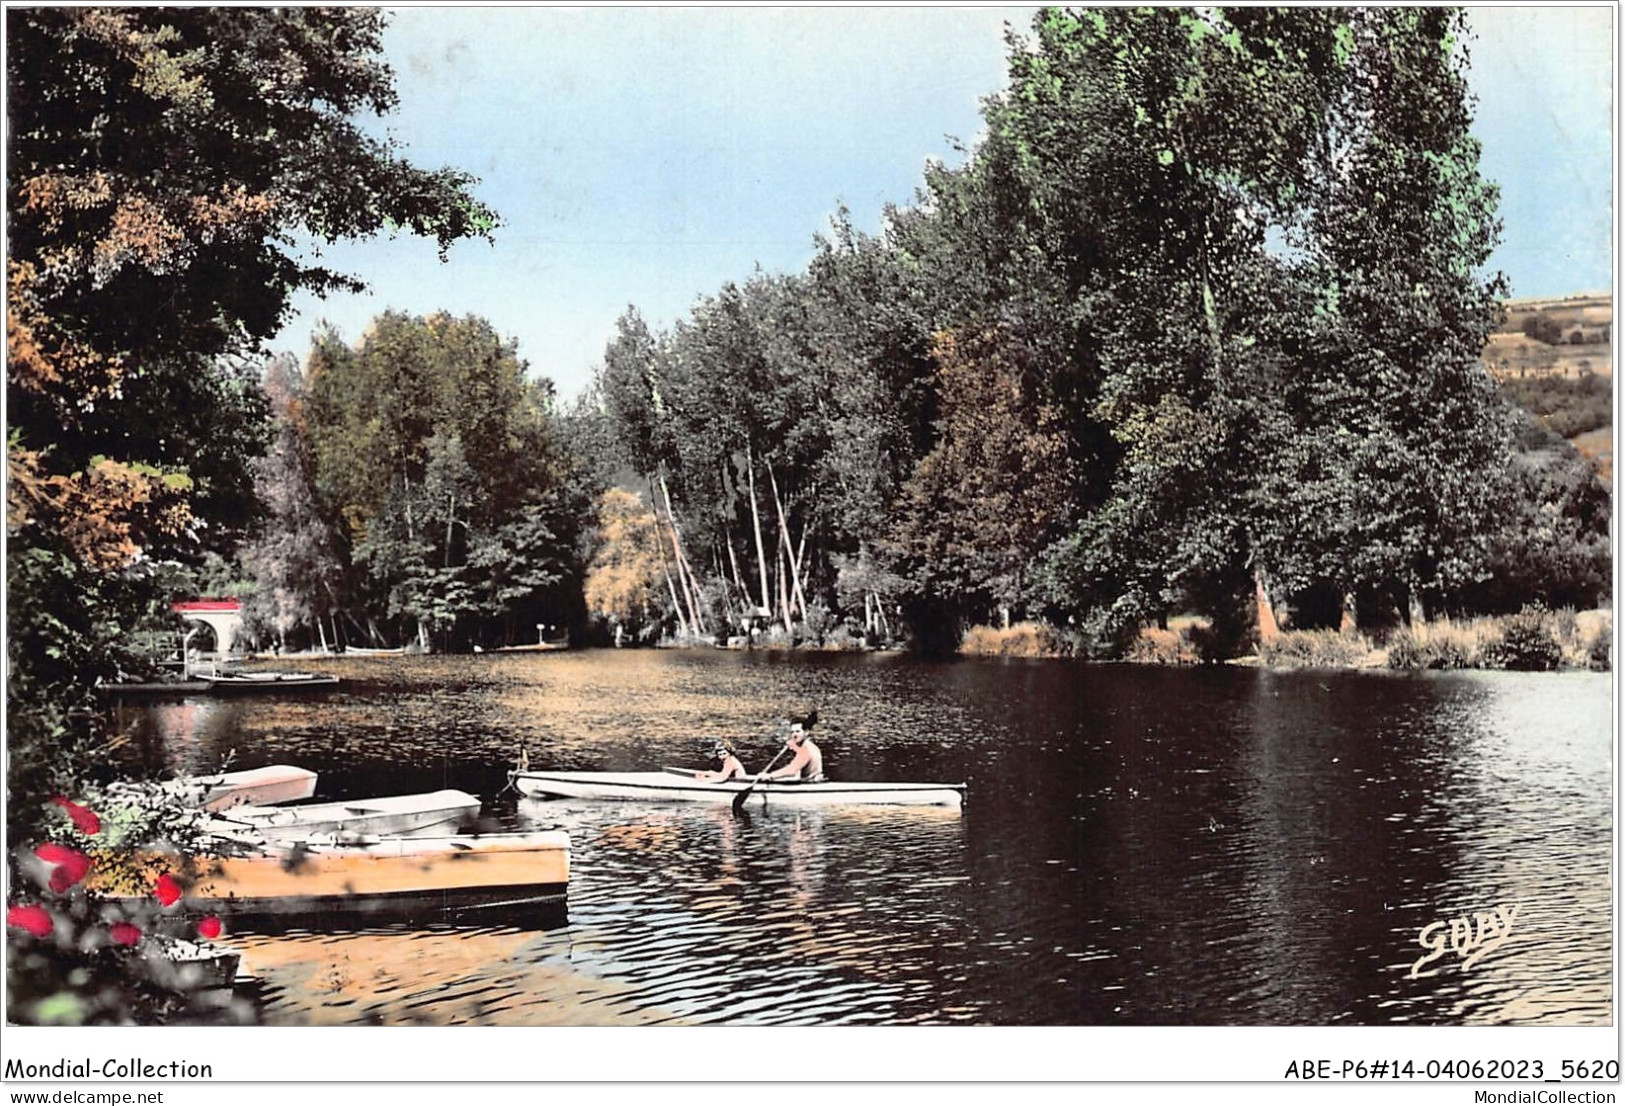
[112,652,1612,1026]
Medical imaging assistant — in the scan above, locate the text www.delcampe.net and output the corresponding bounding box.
[8,1094,164,1105]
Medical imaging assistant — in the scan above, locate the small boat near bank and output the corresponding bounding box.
[102,678,213,696]
[190,831,571,924]
[511,769,966,809]
[211,789,481,842]
[167,764,319,812]
[202,671,340,694]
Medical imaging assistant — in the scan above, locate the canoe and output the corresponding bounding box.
[187,831,570,924]
[203,671,340,694]
[102,678,213,696]
[511,769,966,809]
[211,789,481,842]
[168,765,319,812]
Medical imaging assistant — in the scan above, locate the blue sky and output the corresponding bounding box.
[271,6,1616,401]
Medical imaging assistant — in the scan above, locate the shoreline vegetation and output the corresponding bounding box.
[647,606,1612,673]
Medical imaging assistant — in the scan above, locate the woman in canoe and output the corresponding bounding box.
[766,711,824,783]
[698,739,748,783]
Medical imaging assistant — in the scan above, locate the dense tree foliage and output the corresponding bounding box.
[292,312,589,651]
[887,329,1081,631]
[7,7,496,840]
[8,8,495,567]
[593,6,1609,654]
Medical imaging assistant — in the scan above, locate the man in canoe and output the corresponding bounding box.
[766,710,824,783]
[697,739,748,782]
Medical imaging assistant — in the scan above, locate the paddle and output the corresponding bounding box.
[731,728,794,815]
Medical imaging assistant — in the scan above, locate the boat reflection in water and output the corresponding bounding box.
[507,796,972,1025]
[228,923,591,1026]
[227,801,965,1027]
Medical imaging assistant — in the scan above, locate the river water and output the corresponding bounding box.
[112,650,1613,1026]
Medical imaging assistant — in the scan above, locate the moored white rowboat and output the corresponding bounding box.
[511,769,965,809]
[203,671,340,694]
[212,789,481,842]
[168,765,319,812]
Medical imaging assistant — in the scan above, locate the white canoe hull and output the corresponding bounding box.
[214,789,481,842]
[168,765,319,812]
[204,672,340,694]
[512,770,965,809]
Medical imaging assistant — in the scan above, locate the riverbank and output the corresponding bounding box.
[1256,607,1612,672]
[958,608,1612,672]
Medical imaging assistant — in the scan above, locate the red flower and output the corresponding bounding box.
[7,904,54,938]
[153,874,182,907]
[109,921,142,946]
[50,796,101,836]
[196,915,223,940]
[34,843,92,892]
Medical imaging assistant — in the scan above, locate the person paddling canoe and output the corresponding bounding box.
[766,710,823,783]
[697,738,748,782]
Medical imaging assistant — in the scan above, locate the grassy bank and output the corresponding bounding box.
[1257,607,1611,672]
[954,608,1612,671]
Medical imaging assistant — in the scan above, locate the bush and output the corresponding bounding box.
[1386,627,1479,670]
[818,624,869,652]
[1068,598,1152,660]
[1260,629,1373,668]
[959,621,1070,658]
[1521,313,1566,344]
[799,600,836,646]
[7,781,252,1026]
[1587,628,1612,671]
[1574,611,1612,671]
[1484,606,1564,671]
[1126,626,1199,665]
[1498,373,1613,440]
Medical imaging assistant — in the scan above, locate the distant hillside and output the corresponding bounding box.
[1495,293,1612,333]
[1487,293,1612,379]
[1486,293,1613,486]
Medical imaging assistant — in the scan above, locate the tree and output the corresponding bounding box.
[583,488,666,639]
[302,312,579,649]
[8,8,496,567]
[801,219,924,547]
[7,6,496,846]
[887,328,1080,646]
[941,7,1311,644]
[998,8,1512,646]
[1250,7,1513,626]
[1456,414,1612,615]
[238,354,346,651]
